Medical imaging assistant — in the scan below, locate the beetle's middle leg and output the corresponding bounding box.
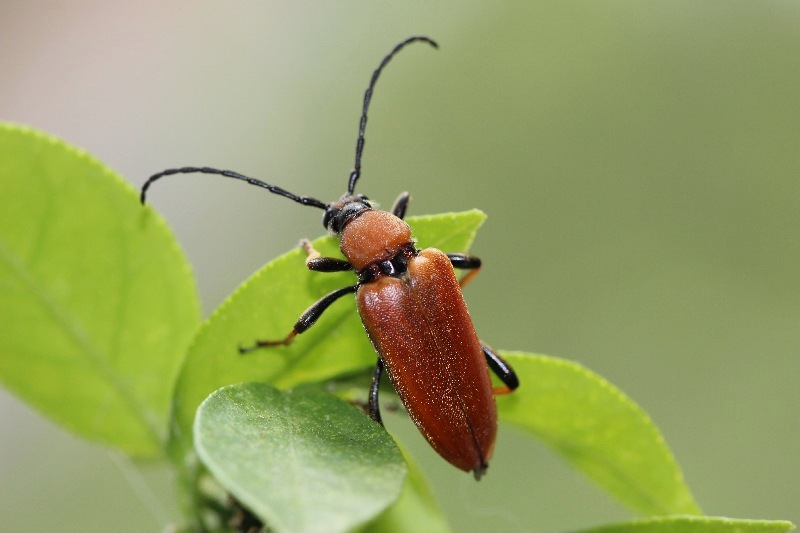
[239,284,357,353]
[240,239,356,353]
[447,253,482,288]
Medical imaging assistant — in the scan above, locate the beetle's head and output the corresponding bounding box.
[323,194,372,234]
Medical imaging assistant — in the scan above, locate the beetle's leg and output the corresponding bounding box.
[368,358,385,425]
[447,253,481,269]
[390,192,411,219]
[239,285,357,353]
[300,238,353,272]
[482,344,519,395]
[447,253,482,288]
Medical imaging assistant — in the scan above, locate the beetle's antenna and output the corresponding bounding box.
[140,166,328,209]
[348,35,438,195]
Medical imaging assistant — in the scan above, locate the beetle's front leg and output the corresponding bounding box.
[300,238,353,272]
[239,284,357,353]
[390,192,411,219]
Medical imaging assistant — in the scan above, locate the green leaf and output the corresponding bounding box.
[193,382,406,533]
[580,515,795,533]
[362,443,450,533]
[497,352,700,516]
[0,123,201,456]
[170,210,485,454]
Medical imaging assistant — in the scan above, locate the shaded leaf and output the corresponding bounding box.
[0,123,200,456]
[193,382,406,533]
[497,352,700,516]
[362,443,450,533]
[170,210,485,454]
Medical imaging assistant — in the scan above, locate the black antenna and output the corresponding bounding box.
[348,35,438,195]
[140,166,327,209]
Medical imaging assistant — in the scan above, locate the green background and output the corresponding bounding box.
[1,2,797,531]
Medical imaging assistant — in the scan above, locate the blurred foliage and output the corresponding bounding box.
[0,123,200,456]
[0,123,793,532]
[1,2,798,531]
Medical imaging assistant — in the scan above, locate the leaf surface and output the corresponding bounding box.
[362,443,450,533]
[498,352,700,516]
[0,123,200,456]
[581,515,795,533]
[194,382,406,533]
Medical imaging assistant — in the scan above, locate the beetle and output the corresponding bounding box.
[140,36,519,479]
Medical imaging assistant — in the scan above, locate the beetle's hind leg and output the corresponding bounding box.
[482,344,519,395]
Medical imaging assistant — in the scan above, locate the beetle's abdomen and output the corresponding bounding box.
[340,210,412,270]
[357,248,497,475]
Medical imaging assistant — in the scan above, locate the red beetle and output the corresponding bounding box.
[141,36,518,479]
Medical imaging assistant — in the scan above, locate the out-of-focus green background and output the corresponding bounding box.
[1,2,797,531]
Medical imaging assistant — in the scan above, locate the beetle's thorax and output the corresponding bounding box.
[337,207,414,272]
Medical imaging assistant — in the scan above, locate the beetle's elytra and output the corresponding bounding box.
[141,36,519,479]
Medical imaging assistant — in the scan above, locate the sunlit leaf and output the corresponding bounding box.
[0,123,201,456]
[497,352,700,516]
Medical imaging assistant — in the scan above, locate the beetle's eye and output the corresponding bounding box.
[322,208,337,231]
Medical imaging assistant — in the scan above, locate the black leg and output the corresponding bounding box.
[300,238,353,272]
[391,192,411,219]
[482,345,519,393]
[369,358,385,425]
[239,285,358,353]
[306,257,353,272]
[447,253,482,288]
[447,253,481,270]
